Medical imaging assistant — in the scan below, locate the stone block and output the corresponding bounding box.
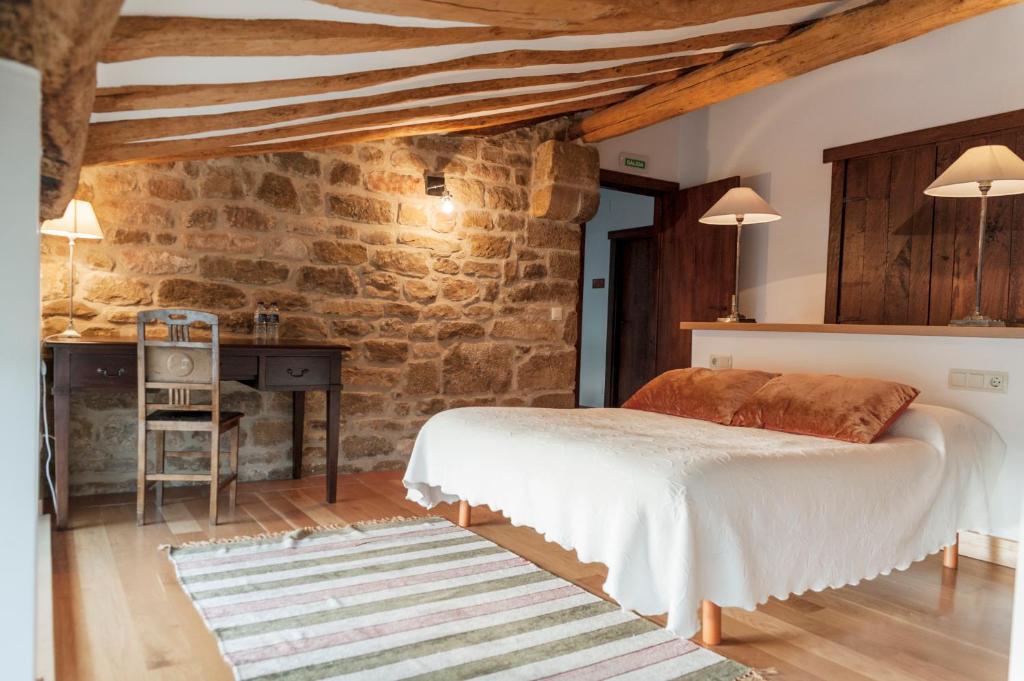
[327,193,392,224]
[296,266,359,295]
[372,248,429,277]
[156,279,248,309]
[312,240,368,265]
[257,172,300,211]
[442,343,513,394]
[200,256,289,285]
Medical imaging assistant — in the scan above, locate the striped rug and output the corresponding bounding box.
[167,516,762,680]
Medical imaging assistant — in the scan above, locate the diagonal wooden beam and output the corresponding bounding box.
[32,0,124,219]
[101,16,576,62]
[86,78,662,165]
[574,0,1021,142]
[90,93,630,166]
[314,0,824,33]
[93,25,787,112]
[88,58,712,148]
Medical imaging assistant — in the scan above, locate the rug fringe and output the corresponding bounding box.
[158,515,436,551]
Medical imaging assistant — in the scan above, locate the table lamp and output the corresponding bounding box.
[699,187,781,323]
[40,199,104,338]
[924,144,1024,327]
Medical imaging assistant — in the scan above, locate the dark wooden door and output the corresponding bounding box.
[605,227,657,406]
[655,176,740,372]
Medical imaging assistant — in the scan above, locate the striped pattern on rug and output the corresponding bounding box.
[167,516,759,681]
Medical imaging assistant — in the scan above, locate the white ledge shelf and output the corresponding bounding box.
[679,322,1024,339]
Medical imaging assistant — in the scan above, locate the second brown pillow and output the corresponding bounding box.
[731,373,920,443]
[623,367,779,425]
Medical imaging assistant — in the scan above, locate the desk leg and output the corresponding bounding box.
[53,387,71,531]
[292,391,305,480]
[326,388,340,503]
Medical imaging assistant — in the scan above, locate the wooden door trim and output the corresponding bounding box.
[599,168,679,195]
[608,225,654,240]
[823,107,1024,163]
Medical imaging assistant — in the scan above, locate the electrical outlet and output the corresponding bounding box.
[710,354,733,370]
[948,369,1008,393]
[550,306,563,321]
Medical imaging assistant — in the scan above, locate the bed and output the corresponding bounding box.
[403,403,1004,640]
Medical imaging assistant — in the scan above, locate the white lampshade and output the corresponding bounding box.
[40,199,104,240]
[924,144,1024,198]
[699,187,782,225]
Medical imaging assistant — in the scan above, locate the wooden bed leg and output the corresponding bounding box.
[943,533,959,570]
[701,600,722,646]
[458,500,472,528]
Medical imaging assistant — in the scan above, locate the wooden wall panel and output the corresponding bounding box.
[826,110,1024,327]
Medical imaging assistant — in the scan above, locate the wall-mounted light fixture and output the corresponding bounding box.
[425,174,454,214]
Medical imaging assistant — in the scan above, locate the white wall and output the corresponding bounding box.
[596,117,687,184]
[579,189,654,407]
[692,329,1023,539]
[0,59,41,681]
[667,6,1024,323]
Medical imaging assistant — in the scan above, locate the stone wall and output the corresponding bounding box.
[42,119,586,495]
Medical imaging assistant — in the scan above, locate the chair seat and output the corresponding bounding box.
[148,410,243,426]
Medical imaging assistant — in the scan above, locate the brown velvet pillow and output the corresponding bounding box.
[731,373,920,443]
[623,368,779,425]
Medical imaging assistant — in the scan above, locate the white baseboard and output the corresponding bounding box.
[960,530,1017,569]
[35,514,53,681]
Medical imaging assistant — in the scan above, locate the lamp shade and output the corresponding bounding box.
[40,199,104,240]
[924,144,1024,198]
[699,187,781,225]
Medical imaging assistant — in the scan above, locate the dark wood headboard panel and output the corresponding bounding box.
[823,109,1024,326]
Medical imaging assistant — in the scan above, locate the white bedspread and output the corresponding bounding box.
[403,404,1004,637]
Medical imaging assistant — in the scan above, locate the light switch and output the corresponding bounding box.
[550,306,563,321]
[949,368,1008,393]
[710,354,733,370]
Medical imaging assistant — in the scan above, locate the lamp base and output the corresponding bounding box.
[716,313,756,323]
[54,325,82,339]
[949,312,1005,328]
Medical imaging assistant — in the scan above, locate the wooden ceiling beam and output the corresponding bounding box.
[101,16,576,62]
[93,25,786,112]
[88,57,713,148]
[89,93,630,166]
[31,0,124,219]
[314,0,824,33]
[86,77,664,165]
[574,0,1020,142]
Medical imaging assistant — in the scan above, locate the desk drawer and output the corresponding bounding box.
[70,353,137,389]
[221,355,258,381]
[263,355,331,388]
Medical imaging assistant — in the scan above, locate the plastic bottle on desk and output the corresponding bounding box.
[254,301,267,338]
[268,302,280,340]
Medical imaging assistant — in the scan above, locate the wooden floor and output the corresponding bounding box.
[53,471,1013,681]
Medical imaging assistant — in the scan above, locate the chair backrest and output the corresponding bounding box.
[136,310,221,417]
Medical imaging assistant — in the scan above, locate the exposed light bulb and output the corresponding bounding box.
[441,191,454,214]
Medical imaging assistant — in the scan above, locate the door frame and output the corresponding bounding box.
[573,169,679,407]
[604,225,655,407]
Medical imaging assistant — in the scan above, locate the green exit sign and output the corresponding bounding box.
[618,152,649,173]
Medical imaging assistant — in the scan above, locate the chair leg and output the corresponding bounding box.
[228,426,239,513]
[154,431,165,508]
[209,427,221,526]
[136,428,147,526]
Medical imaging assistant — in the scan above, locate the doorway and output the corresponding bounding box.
[605,225,657,407]
[576,170,675,407]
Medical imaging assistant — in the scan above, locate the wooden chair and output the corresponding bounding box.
[136,310,243,526]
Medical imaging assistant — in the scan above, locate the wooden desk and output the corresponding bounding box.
[45,337,349,530]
